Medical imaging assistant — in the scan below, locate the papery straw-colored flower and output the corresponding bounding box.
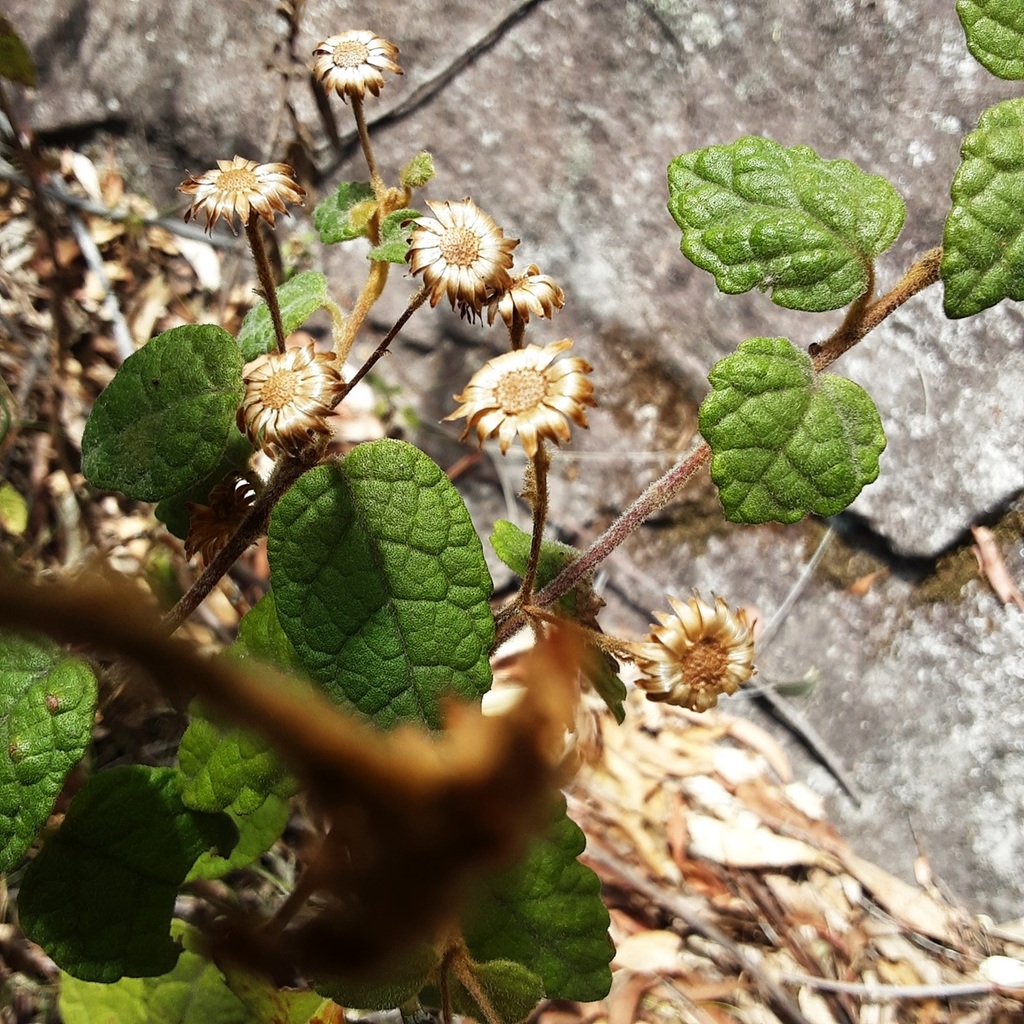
[312,30,402,101]
[487,264,565,327]
[185,475,256,564]
[632,592,755,712]
[408,198,518,320]
[178,156,305,234]
[445,339,595,458]
[238,344,344,457]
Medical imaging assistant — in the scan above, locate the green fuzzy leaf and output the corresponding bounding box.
[236,271,330,362]
[313,181,376,244]
[177,703,294,815]
[957,0,1024,79]
[667,136,905,311]
[185,793,289,881]
[0,17,36,86]
[314,943,439,1012]
[448,959,545,1024]
[59,923,250,1024]
[268,440,494,729]
[222,963,339,1024]
[490,520,578,614]
[19,765,236,982]
[81,325,244,503]
[464,798,613,1002]
[942,99,1024,317]
[400,151,436,190]
[154,431,254,540]
[368,208,420,263]
[0,632,97,872]
[699,337,886,524]
[234,591,303,674]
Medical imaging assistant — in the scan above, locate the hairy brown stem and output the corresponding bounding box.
[334,286,429,406]
[244,216,287,354]
[162,457,306,634]
[352,94,386,198]
[519,443,550,603]
[811,247,942,371]
[508,309,526,351]
[493,440,711,649]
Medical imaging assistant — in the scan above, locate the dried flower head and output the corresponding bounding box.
[408,199,518,320]
[632,592,755,712]
[238,344,344,457]
[184,476,256,564]
[445,339,596,458]
[178,156,305,234]
[312,31,402,102]
[487,264,565,327]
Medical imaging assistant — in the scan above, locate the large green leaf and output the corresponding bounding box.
[699,337,886,524]
[667,136,905,311]
[81,324,244,502]
[0,631,97,871]
[19,766,236,982]
[957,0,1024,79]
[59,924,250,1024]
[942,98,1024,317]
[268,439,494,729]
[313,180,376,244]
[463,799,613,1002]
[313,943,439,1012]
[236,271,330,362]
[222,963,340,1024]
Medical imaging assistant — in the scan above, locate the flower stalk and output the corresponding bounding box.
[244,215,288,354]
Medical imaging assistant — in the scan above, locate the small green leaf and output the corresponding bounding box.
[464,798,613,1002]
[448,959,545,1024]
[957,0,1024,79]
[699,337,886,524]
[490,521,626,723]
[942,98,1024,317]
[0,631,97,871]
[59,923,250,1024]
[81,325,244,503]
[490,520,578,614]
[236,271,330,361]
[19,765,236,982]
[368,208,420,263]
[234,591,303,674]
[154,432,254,540]
[400,151,436,190]
[313,944,439,1012]
[313,181,376,244]
[185,794,290,881]
[0,482,28,536]
[667,136,905,311]
[177,703,294,815]
[268,440,494,729]
[223,963,340,1024]
[0,17,36,87]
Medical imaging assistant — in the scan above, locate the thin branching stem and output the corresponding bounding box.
[352,94,386,198]
[519,442,550,603]
[244,215,288,354]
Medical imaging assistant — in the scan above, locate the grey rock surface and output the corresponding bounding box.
[10,0,1024,916]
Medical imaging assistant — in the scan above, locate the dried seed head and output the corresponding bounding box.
[178,156,305,234]
[312,30,402,102]
[238,344,344,457]
[408,198,518,321]
[487,264,565,327]
[632,592,755,712]
[445,339,596,458]
[184,475,256,564]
